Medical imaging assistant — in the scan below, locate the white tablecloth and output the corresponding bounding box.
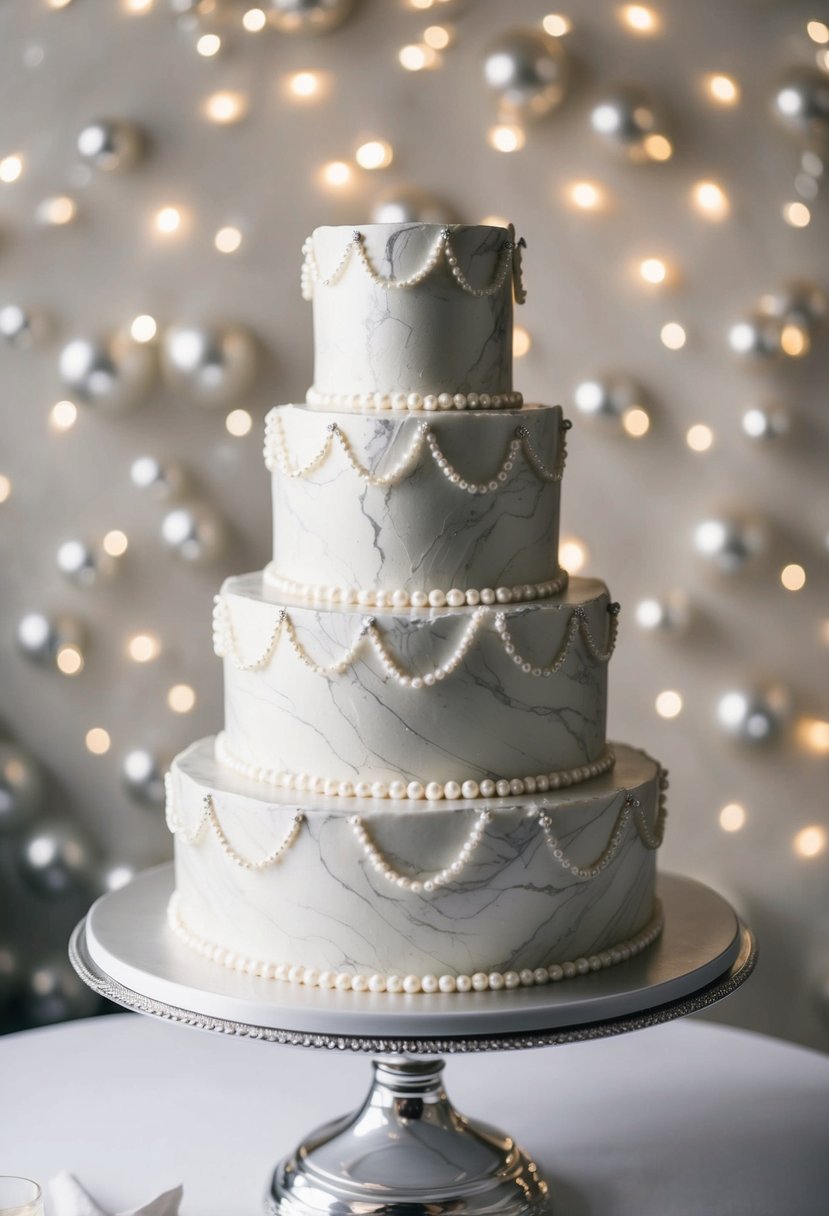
[2,1014,828,1215]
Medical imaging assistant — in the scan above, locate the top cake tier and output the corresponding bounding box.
[302,222,524,409]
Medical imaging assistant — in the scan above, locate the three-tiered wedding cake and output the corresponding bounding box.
[165,222,667,996]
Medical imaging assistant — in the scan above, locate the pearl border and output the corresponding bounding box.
[305,388,525,412]
[215,730,617,802]
[167,891,664,995]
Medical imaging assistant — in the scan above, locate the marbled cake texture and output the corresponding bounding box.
[219,574,612,787]
[311,224,515,399]
[269,402,564,597]
[171,739,660,978]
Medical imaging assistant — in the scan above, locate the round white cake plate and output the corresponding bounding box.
[70,866,756,1216]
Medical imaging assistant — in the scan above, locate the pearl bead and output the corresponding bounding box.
[496,779,511,797]
[465,589,480,606]
[411,590,428,607]
[421,974,439,993]
[389,780,407,800]
[504,971,521,989]
[446,589,465,607]
[510,779,525,796]
[338,781,354,798]
[471,972,489,991]
[480,589,495,605]
[428,589,446,607]
[480,779,496,798]
[371,782,388,799]
[369,974,387,992]
[386,975,404,993]
[453,393,467,409]
[407,393,422,409]
[355,781,371,798]
[392,392,408,410]
[533,968,549,985]
[318,971,336,988]
[444,780,461,800]
[461,780,480,799]
[407,781,425,800]
[425,782,444,800]
[488,972,505,990]
[455,974,472,992]
[438,975,457,993]
[424,395,438,411]
[403,974,422,994]
[391,589,409,607]
[335,973,352,991]
[352,974,369,991]
[548,964,564,982]
[437,393,453,410]
[495,587,512,604]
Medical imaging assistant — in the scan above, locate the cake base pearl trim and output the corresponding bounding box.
[165,775,303,871]
[215,730,617,802]
[264,412,568,490]
[262,565,569,610]
[167,892,664,994]
[305,388,524,412]
[213,595,616,684]
[301,226,524,303]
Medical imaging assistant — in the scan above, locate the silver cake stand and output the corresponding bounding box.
[70,865,755,1216]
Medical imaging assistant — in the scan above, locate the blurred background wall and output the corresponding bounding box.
[0,0,827,1045]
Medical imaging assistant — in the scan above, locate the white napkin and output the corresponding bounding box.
[47,1173,183,1216]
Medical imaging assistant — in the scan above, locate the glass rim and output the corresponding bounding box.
[0,1176,42,1200]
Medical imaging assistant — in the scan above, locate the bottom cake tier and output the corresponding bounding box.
[166,738,667,994]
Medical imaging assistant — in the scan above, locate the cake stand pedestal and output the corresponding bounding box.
[69,867,755,1216]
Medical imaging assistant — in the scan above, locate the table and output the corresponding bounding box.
[2,1014,828,1216]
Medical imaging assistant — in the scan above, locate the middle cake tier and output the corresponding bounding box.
[264,401,568,605]
[214,573,617,801]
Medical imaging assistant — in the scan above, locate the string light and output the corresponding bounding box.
[567,180,605,210]
[49,400,78,431]
[128,633,161,663]
[623,407,650,437]
[204,91,247,124]
[513,325,532,357]
[620,5,660,34]
[0,154,23,183]
[793,826,826,859]
[214,225,242,253]
[46,0,73,7]
[692,180,729,220]
[155,206,182,235]
[660,321,687,350]
[399,45,432,71]
[226,408,253,436]
[242,8,266,31]
[797,717,829,754]
[321,160,352,187]
[783,201,811,228]
[780,324,809,357]
[643,134,673,161]
[807,20,829,44]
[488,124,526,153]
[821,620,829,647]
[686,424,714,452]
[705,73,740,105]
[542,14,571,36]
[287,71,322,98]
[780,563,806,591]
[0,475,11,504]
[355,140,393,169]
[639,257,668,284]
[719,803,746,832]
[36,196,76,225]
[122,0,154,12]
[56,644,84,676]
[480,214,510,228]
[130,315,157,343]
[655,690,683,719]
[196,33,221,57]
[168,683,196,713]
[102,530,129,558]
[85,728,111,755]
[559,538,588,574]
[423,25,451,49]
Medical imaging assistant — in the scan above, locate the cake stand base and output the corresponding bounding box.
[69,868,755,1216]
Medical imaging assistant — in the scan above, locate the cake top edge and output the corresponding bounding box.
[312,221,515,240]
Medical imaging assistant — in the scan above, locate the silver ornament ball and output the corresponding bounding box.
[371,188,457,226]
[771,67,829,144]
[122,748,167,807]
[77,119,144,172]
[22,956,101,1027]
[18,820,94,898]
[590,85,669,160]
[268,0,354,35]
[0,304,46,349]
[741,404,790,442]
[573,375,646,424]
[56,539,113,588]
[59,332,155,412]
[0,743,44,834]
[15,611,82,667]
[130,455,188,501]
[97,860,137,894]
[161,502,226,565]
[716,684,791,747]
[693,513,766,573]
[161,322,257,406]
[727,314,786,362]
[634,591,691,634]
[758,280,828,335]
[483,28,569,120]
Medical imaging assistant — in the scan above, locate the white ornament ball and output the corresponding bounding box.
[18,821,94,898]
[161,322,257,406]
[15,612,82,667]
[121,748,167,807]
[634,591,691,634]
[727,315,785,362]
[573,375,646,424]
[371,188,456,226]
[692,513,766,573]
[0,304,46,349]
[771,67,829,144]
[483,28,569,120]
[59,333,155,412]
[758,280,827,336]
[716,685,792,747]
[162,502,226,564]
[130,455,187,500]
[96,861,137,894]
[0,743,44,833]
[77,119,143,172]
[590,85,669,160]
[56,539,113,588]
[268,0,354,35]
[741,404,790,442]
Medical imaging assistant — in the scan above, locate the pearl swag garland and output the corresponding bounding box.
[263,411,569,492]
[300,226,525,304]
[214,729,617,803]
[164,774,303,870]
[305,387,525,411]
[167,892,664,995]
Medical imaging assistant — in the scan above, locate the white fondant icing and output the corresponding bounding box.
[267,403,565,598]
